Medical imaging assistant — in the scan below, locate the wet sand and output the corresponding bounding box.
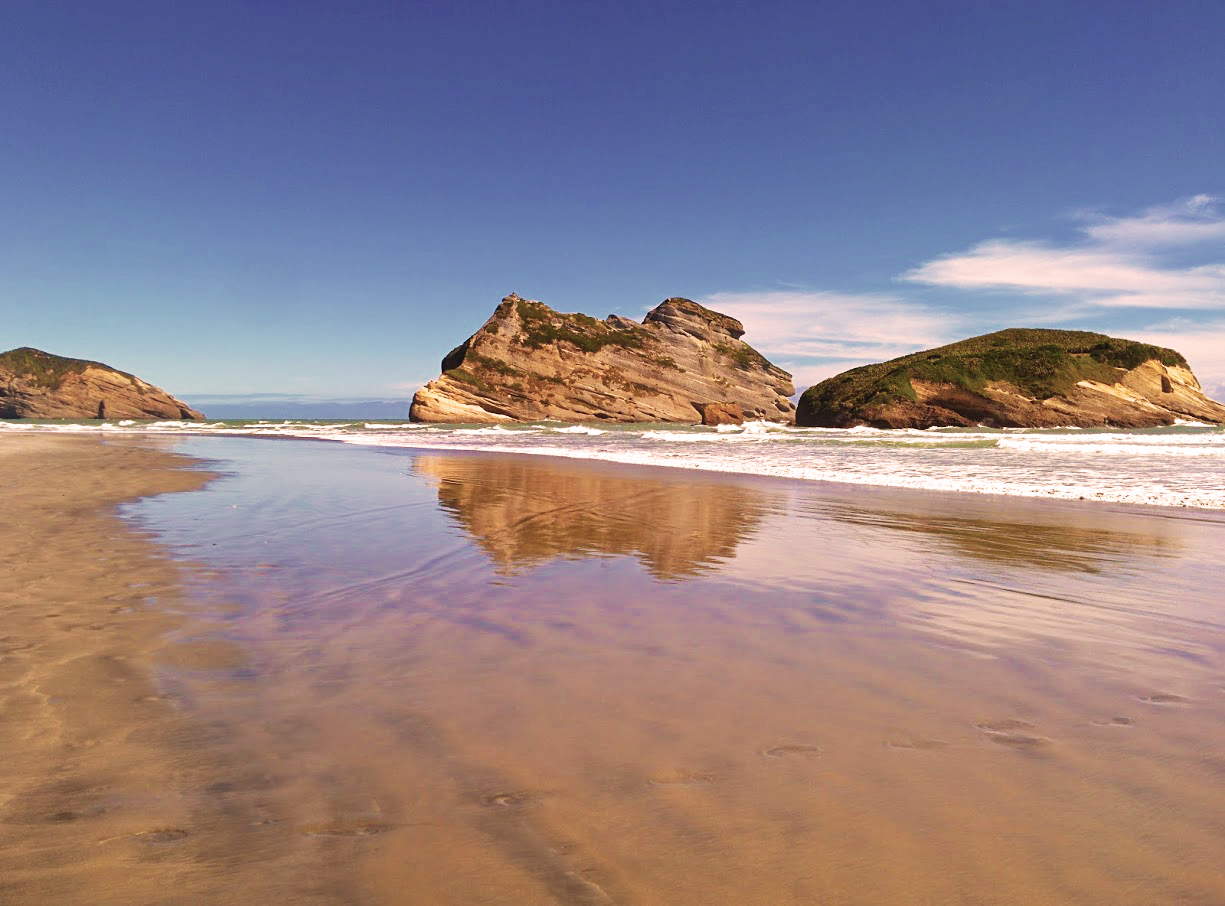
[0,437,339,902]
[4,435,1225,904]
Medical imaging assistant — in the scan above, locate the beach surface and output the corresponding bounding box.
[3,434,1225,904]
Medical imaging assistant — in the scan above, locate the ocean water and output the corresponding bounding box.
[8,431,1225,901]
[112,439,1225,903]
[5,417,1225,509]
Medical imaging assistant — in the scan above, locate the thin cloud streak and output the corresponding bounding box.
[703,196,1225,395]
[904,194,1225,312]
[1083,195,1225,246]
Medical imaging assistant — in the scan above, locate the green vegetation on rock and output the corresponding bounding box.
[467,353,524,377]
[443,367,490,391]
[514,299,647,353]
[797,328,1187,426]
[714,342,768,371]
[0,347,127,390]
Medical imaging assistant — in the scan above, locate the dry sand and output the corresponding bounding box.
[3,435,1225,904]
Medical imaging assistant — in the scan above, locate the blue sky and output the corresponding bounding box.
[3,0,1223,414]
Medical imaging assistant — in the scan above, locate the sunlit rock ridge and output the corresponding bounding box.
[0,347,204,420]
[796,328,1225,429]
[410,294,796,424]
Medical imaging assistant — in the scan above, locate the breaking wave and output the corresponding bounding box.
[3,418,1223,509]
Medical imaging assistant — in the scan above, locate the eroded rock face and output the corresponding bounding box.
[697,402,744,426]
[796,328,1225,429]
[410,294,796,424]
[832,364,1225,430]
[0,348,204,420]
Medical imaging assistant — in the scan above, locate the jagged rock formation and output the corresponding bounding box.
[797,328,1225,429]
[410,294,795,424]
[0,347,204,420]
[412,453,775,579]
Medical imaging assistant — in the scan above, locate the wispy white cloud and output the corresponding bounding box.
[698,290,963,388]
[391,377,436,395]
[903,194,1225,313]
[1082,195,1225,246]
[698,196,1225,395]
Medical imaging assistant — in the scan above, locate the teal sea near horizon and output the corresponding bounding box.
[49,433,1219,902]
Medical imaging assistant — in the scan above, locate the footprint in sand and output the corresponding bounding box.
[976,718,1035,733]
[1139,693,1189,705]
[480,791,538,808]
[885,738,949,751]
[976,719,1049,749]
[648,769,717,786]
[1091,716,1136,727]
[762,744,822,759]
[128,828,190,844]
[302,822,396,837]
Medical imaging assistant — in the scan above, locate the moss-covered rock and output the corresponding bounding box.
[796,328,1223,429]
[0,347,204,419]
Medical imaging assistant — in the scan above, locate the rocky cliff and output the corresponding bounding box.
[0,347,204,420]
[410,294,795,424]
[797,328,1225,429]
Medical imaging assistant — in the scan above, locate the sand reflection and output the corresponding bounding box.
[827,495,1179,574]
[412,454,778,579]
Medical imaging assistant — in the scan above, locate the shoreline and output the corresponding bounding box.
[0,436,321,903]
[4,433,1225,903]
[0,435,211,899]
[369,442,1225,521]
[136,434,1225,903]
[8,417,1224,510]
[158,431,1225,527]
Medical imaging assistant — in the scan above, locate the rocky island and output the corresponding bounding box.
[410,294,795,424]
[0,347,204,420]
[797,328,1225,429]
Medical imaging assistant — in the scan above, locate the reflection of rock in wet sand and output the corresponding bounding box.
[412,454,776,579]
[831,497,1177,574]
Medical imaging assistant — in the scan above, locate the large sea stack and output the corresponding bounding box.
[0,347,204,420]
[796,328,1225,429]
[410,294,796,424]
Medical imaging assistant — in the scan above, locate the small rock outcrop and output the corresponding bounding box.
[410,294,795,423]
[696,402,744,426]
[0,347,205,420]
[796,328,1225,429]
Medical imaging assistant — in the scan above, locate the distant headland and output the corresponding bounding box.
[0,347,204,420]
[797,328,1225,428]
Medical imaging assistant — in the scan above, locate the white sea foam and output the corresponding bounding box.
[551,425,606,435]
[741,420,786,434]
[4,417,1224,509]
[639,430,712,442]
[451,424,537,436]
[335,432,1225,509]
[998,436,1224,456]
